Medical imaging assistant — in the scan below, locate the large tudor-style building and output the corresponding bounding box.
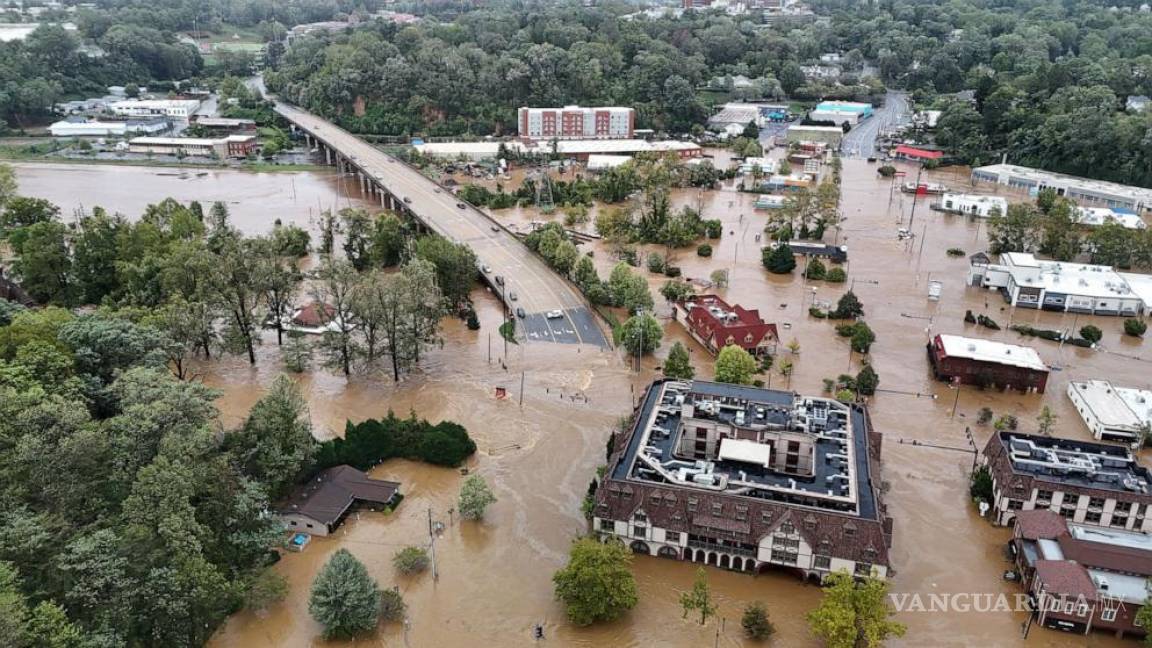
[672,295,779,357]
[592,380,893,580]
[981,430,1152,530]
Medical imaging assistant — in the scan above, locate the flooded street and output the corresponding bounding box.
[11,159,1147,646]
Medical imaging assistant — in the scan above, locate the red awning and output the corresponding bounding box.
[894,145,943,160]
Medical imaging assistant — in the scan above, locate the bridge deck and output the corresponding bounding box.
[275,103,608,348]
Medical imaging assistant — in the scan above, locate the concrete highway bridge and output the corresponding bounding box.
[275,103,608,348]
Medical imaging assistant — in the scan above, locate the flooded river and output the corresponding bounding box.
[11,160,1147,646]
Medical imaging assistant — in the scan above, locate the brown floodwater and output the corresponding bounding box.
[12,160,1147,646]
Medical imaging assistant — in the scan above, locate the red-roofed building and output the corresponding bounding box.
[892,145,944,162]
[1009,509,1152,639]
[673,295,778,357]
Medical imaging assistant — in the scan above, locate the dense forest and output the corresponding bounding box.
[812,0,1152,186]
[266,0,1152,186]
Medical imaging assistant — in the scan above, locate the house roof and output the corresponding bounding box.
[1034,560,1098,601]
[292,301,336,328]
[277,465,400,526]
[679,295,778,352]
[1015,509,1069,541]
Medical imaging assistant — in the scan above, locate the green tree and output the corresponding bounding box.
[832,290,864,319]
[369,212,406,267]
[227,374,316,498]
[742,601,775,641]
[1080,325,1103,344]
[856,364,879,396]
[72,208,125,305]
[970,465,994,502]
[1,197,60,231]
[1136,597,1152,636]
[12,221,72,305]
[1037,199,1081,262]
[1088,222,1133,267]
[1124,319,1147,337]
[0,163,15,212]
[208,231,262,365]
[392,546,430,575]
[663,341,695,380]
[553,538,639,626]
[313,259,361,377]
[608,262,653,313]
[244,569,288,613]
[762,244,796,274]
[308,549,381,640]
[1036,405,1057,436]
[458,474,497,521]
[680,567,717,624]
[414,236,477,308]
[620,313,663,356]
[807,571,906,648]
[805,257,827,280]
[987,204,1041,255]
[714,344,758,385]
[850,322,876,354]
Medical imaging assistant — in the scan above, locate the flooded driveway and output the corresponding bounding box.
[11,160,1144,646]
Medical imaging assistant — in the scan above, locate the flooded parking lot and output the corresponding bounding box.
[11,158,1147,646]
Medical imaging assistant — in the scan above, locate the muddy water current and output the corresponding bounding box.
[12,159,1147,647]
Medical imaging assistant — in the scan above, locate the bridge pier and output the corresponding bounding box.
[324,146,332,166]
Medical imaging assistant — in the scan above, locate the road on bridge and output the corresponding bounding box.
[275,103,609,348]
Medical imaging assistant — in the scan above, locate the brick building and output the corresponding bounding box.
[927,334,1049,393]
[517,105,635,140]
[593,380,893,581]
[1011,509,1150,639]
[981,431,1152,529]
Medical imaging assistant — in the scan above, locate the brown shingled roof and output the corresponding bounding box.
[277,465,400,526]
[1015,509,1069,541]
[1034,560,1098,601]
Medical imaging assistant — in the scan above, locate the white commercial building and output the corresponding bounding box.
[808,109,860,126]
[109,99,202,120]
[1074,207,1147,230]
[585,154,632,170]
[785,125,844,147]
[1068,380,1152,443]
[517,105,634,140]
[938,193,1008,218]
[972,163,1152,215]
[968,252,1149,316]
[48,118,169,137]
[738,156,778,175]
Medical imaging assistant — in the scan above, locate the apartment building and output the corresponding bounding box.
[981,431,1152,530]
[517,105,634,140]
[593,380,893,581]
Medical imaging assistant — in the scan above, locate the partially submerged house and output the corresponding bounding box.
[276,465,401,536]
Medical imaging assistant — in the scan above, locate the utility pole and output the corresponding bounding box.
[906,166,924,235]
[427,508,438,581]
[519,370,525,407]
[488,333,491,364]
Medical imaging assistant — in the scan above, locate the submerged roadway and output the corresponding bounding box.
[274,103,608,348]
